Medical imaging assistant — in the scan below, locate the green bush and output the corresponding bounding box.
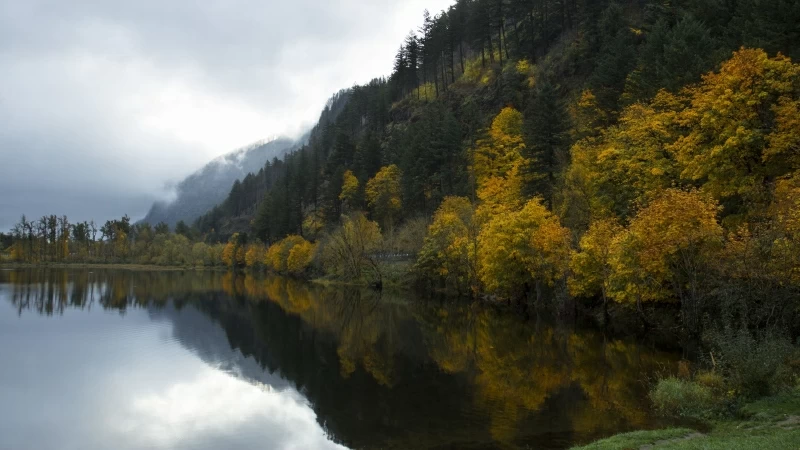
[695,370,726,393]
[650,377,723,419]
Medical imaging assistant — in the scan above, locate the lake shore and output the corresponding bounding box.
[0,262,226,271]
[571,390,800,449]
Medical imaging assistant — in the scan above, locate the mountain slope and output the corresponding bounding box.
[195,0,800,244]
[142,137,300,227]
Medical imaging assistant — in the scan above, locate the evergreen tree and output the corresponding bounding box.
[624,15,719,102]
[522,81,570,204]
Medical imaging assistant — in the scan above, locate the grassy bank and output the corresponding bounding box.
[572,390,800,449]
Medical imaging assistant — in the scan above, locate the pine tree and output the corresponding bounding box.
[522,81,570,204]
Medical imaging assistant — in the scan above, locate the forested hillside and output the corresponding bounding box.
[142,137,301,228]
[197,0,799,238]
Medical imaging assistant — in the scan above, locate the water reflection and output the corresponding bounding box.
[0,269,679,449]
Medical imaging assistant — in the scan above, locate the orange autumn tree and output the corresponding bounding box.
[245,242,265,269]
[567,49,800,225]
[265,235,310,273]
[607,189,723,327]
[567,92,683,219]
[222,233,246,268]
[672,48,800,211]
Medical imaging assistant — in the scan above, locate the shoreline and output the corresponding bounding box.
[570,390,800,449]
[0,262,414,289]
[0,262,226,272]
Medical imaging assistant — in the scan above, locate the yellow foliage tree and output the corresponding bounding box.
[265,242,282,271]
[222,233,246,268]
[222,241,236,267]
[571,89,608,140]
[10,242,24,262]
[473,107,526,185]
[339,170,359,211]
[768,174,800,283]
[365,165,403,228]
[287,240,317,274]
[567,49,800,224]
[475,162,526,224]
[478,198,571,298]
[607,190,722,326]
[245,243,265,269]
[264,235,310,273]
[302,209,326,240]
[672,48,800,205]
[567,93,682,218]
[569,218,624,305]
[416,197,480,294]
[114,231,129,260]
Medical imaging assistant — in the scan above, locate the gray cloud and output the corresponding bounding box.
[0,0,454,230]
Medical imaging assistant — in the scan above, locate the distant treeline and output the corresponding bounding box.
[5,215,226,267]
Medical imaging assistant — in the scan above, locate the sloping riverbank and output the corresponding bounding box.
[572,390,800,449]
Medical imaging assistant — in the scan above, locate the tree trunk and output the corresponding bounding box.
[440,53,448,91]
[433,63,439,97]
[497,0,504,64]
[450,46,456,83]
[459,42,465,73]
[542,0,549,51]
[528,11,537,62]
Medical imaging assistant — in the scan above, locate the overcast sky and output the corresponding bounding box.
[0,0,454,231]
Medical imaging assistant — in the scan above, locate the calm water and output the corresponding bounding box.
[0,269,679,450]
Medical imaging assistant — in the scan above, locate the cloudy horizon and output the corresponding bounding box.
[0,0,455,231]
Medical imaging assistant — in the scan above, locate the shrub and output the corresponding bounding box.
[650,377,721,419]
[695,371,726,393]
[704,328,795,397]
[265,235,312,274]
[319,213,382,281]
[287,241,316,275]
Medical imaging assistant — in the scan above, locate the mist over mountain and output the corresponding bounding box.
[141,137,303,227]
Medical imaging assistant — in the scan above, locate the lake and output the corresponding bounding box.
[0,269,679,449]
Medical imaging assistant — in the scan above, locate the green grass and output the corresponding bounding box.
[571,428,696,450]
[654,428,800,449]
[740,389,800,419]
[571,390,800,449]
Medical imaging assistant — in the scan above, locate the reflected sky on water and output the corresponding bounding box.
[0,269,680,449]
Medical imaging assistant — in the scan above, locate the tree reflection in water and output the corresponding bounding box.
[1,269,679,450]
